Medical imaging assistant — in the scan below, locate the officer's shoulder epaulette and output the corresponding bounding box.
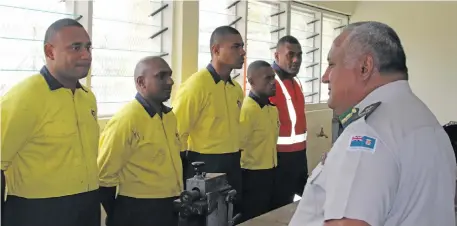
[359,101,382,120]
[339,101,382,128]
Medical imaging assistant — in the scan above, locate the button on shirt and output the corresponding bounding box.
[289,81,456,226]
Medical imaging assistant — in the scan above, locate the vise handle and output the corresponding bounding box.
[191,161,205,178]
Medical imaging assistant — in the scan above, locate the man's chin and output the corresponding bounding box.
[76,73,89,80]
[290,69,300,74]
[327,98,335,110]
[76,68,91,79]
[233,62,244,69]
[163,94,171,102]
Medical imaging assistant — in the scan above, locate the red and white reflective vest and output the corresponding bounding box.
[270,75,307,152]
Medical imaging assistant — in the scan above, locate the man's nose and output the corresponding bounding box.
[292,56,300,63]
[80,48,91,60]
[168,77,175,86]
[322,71,330,84]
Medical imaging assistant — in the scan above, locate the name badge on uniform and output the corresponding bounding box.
[348,135,377,153]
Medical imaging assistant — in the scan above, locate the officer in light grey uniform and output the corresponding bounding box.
[290,21,456,226]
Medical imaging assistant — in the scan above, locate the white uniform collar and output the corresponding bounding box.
[356,80,411,111]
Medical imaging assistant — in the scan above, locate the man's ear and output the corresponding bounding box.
[247,76,253,86]
[136,76,145,89]
[274,51,279,62]
[44,44,54,60]
[211,44,220,57]
[361,54,375,81]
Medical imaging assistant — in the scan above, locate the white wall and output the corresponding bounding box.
[350,1,457,124]
[307,1,357,15]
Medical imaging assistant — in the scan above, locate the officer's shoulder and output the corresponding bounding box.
[360,101,382,122]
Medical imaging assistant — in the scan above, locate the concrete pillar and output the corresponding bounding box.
[170,1,199,103]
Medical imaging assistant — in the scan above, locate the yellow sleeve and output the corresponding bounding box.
[1,90,38,171]
[97,117,135,187]
[239,103,256,150]
[172,83,205,151]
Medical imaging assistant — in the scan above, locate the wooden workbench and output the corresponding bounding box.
[239,202,298,226]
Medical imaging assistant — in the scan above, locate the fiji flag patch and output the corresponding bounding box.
[348,135,377,153]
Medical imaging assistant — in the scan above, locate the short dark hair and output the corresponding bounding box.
[209,26,241,51]
[247,60,271,79]
[343,21,408,79]
[44,18,84,44]
[276,35,301,49]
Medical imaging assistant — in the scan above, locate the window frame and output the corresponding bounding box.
[71,0,173,118]
[197,0,349,103]
[0,0,74,96]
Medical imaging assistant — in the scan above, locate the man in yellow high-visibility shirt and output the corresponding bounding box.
[98,56,183,226]
[239,60,279,223]
[1,18,100,226]
[172,25,245,214]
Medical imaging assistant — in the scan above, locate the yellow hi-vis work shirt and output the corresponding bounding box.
[240,92,279,170]
[173,64,244,154]
[1,66,100,198]
[98,93,183,198]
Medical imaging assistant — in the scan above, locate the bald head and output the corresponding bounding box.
[134,56,173,102]
[134,56,168,80]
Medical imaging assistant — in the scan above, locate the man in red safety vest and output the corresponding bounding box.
[269,35,308,210]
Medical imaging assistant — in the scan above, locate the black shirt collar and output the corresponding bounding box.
[135,93,172,118]
[206,64,235,86]
[40,66,86,92]
[249,91,274,108]
[272,62,294,80]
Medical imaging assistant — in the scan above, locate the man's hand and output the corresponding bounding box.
[324,218,370,226]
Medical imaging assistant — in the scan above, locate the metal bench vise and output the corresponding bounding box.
[174,162,241,226]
